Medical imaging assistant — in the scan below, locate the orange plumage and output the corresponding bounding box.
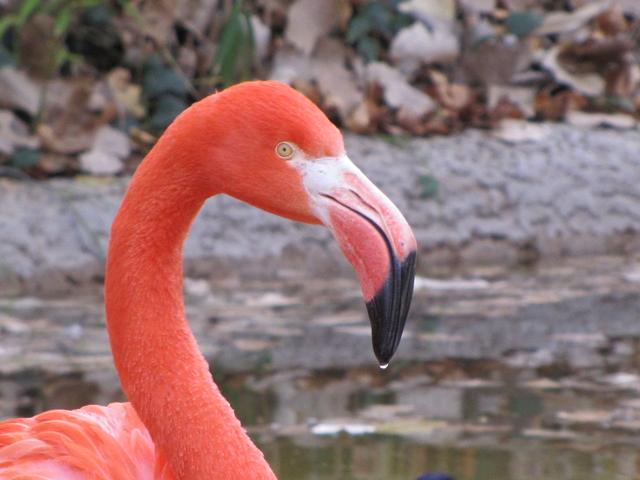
[0,81,416,479]
[0,403,173,479]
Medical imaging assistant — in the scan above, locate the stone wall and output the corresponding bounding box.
[1,125,639,294]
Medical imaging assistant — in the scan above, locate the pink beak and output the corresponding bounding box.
[317,168,417,366]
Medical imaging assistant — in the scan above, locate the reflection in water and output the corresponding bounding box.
[2,256,640,479]
[2,364,635,480]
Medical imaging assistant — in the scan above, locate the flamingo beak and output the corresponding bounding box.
[296,155,417,366]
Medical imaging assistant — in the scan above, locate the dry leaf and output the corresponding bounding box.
[493,119,552,144]
[285,0,341,55]
[535,88,586,120]
[366,62,436,120]
[536,2,610,35]
[0,67,42,117]
[345,101,372,133]
[596,5,628,36]
[488,85,536,118]
[93,126,131,160]
[461,38,532,86]
[107,68,145,118]
[429,71,471,112]
[37,124,95,155]
[271,41,363,121]
[390,22,459,73]
[136,0,177,46]
[312,39,363,120]
[78,125,131,175]
[0,110,40,155]
[176,0,219,38]
[399,0,456,22]
[540,46,605,96]
[566,111,637,129]
[458,0,495,14]
[79,150,123,176]
[251,15,272,62]
[39,154,71,175]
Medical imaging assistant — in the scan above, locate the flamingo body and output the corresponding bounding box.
[0,402,174,479]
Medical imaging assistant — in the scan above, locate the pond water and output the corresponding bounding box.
[1,255,640,479]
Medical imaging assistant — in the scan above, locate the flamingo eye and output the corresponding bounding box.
[275,142,295,159]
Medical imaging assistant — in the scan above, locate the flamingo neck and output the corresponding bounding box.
[104,146,275,479]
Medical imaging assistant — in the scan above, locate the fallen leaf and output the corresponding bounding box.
[535,87,586,120]
[75,124,131,176]
[366,62,436,120]
[291,78,323,106]
[0,66,42,116]
[106,68,145,118]
[38,154,70,175]
[79,149,123,176]
[271,40,363,122]
[136,0,177,46]
[0,110,40,155]
[605,62,639,98]
[562,36,633,65]
[345,101,372,133]
[390,21,459,73]
[566,111,637,129]
[461,38,531,85]
[37,124,95,155]
[458,0,495,14]
[540,46,605,96]
[492,119,552,144]
[313,39,364,121]
[270,47,311,85]
[285,0,341,55]
[596,5,628,35]
[93,125,131,159]
[429,71,471,111]
[250,15,271,62]
[615,0,640,16]
[536,2,610,35]
[398,0,456,22]
[176,0,219,38]
[488,85,536,118]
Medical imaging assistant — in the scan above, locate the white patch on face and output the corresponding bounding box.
[288,154,358,224]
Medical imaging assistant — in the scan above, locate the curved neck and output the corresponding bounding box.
[104,146,275,479]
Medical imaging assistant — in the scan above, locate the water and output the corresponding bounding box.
[1,255,640,479]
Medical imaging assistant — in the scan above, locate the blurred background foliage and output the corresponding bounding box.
[0,0,638,178]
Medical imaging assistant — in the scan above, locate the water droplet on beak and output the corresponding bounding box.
[379,363,389,370]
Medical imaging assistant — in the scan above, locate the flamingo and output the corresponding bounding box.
[0,81,416,479]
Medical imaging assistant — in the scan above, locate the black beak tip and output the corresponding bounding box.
[365,250,417,367]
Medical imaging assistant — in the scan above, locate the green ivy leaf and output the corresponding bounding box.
[144,67,188,100]
[149,95,187,132]
[505,10,544,38]
[10,147,41,169]
[356,36,381,62]
[0,47,15,67]
[419,174,439,199]
[347,14,374,43]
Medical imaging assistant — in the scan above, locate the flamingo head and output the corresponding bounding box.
[194,81,417,365]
